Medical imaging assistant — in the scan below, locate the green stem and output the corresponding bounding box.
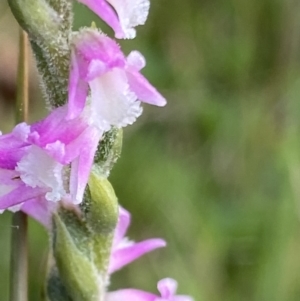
[10,212,28,301]
[9,29,29,301]
[8,0,72,108]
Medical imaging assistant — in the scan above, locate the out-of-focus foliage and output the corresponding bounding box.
[1,0,300,300]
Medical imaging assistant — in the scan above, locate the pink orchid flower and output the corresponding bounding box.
[0,105,101,218]
[106,278,194,301]
[77,0,150,39]
[109,206,166,273]
[67,28,166,132]
[24,203,166,270]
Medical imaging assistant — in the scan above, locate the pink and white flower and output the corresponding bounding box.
[68,28,166,132]
[106,278,194,301]
[109,206,166,273]
[105,210,192,301]
[0,105,101,219]
[77,0,150,39]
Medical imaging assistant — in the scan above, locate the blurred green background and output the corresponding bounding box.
[2,0,300,300]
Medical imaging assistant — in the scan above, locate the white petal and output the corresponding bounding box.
[89,68,142,131]
[106,0,150,39]
[16,146,67,202]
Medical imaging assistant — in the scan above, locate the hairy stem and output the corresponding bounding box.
[8,0,72,107]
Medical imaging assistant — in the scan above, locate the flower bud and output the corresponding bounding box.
[52,207,100,301]
[81,171,119,272]
[50,172,119,300]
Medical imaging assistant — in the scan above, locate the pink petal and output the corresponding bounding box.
[0,133,28,169]
[106,289,156,301]
[77,0,124,39]
[44,141,66,164]
[157,278,178,299]
[106,281,194,301]
[0,129,27,150]
[12,122,31,140]
[0,185,48,210]
[21,197,57,228]
[113,206,131,246]
[67,51,89,120]
[173,296,195,301]
[0,169,19,185]
[0,147,27,170]
[30,105,87,146]
[109,238,166,273]
[79,0,150,39]
[126,69,166,107]
[68,30,125,119]
[72,30,125,81]
[157,279,194,301]
[127,51,146,71]
[68,127,102,204]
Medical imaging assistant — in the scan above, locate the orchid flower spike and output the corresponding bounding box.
[68,28,166,132]
[0,106,101,223]
[106,278,194,301]
[77,0,150,39]
[109,206,166,273]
